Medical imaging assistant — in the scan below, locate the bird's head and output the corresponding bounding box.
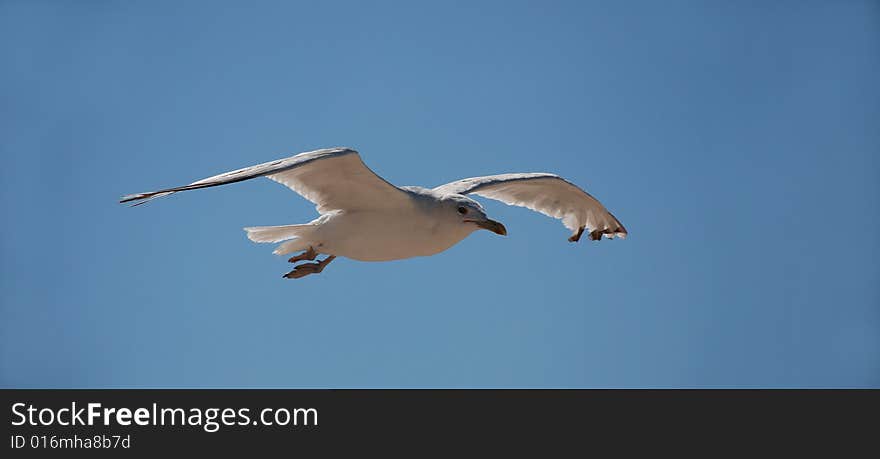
[446,195,507,236]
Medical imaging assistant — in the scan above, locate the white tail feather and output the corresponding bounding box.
[244,225,316,256]
[273,239,311,255]
[244,224,312,243]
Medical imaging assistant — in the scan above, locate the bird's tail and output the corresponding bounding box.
[243,224,314,255]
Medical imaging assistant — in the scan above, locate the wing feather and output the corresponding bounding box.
[120,147,410,212]
[434,173,627,242]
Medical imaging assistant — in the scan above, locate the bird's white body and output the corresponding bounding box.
[310,206,473,262]
[121,147,626,278]
[265,187,479,261]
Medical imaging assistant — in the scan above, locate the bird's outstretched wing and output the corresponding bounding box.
[120,147,411,213]
[434,173,627,242]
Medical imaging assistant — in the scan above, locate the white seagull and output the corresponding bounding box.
[121,147,627,279]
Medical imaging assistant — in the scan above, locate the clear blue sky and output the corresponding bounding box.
[1,1,878,388]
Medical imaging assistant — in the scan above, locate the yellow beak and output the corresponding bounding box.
[474,219,507,236]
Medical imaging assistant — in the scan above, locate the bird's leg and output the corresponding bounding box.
[288,246,318,263]
[283,255,337,279]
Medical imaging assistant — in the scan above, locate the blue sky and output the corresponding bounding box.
[1,1,878,388]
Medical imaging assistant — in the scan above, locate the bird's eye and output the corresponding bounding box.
[457,206,468,215]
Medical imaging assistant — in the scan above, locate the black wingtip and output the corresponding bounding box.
[120,190,174,206]
[120,193,147,204]
[568,226,585,242]
[569,225,629,242]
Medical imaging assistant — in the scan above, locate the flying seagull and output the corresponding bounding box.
[121,147,627,279]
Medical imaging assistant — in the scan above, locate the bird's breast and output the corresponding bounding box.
[315,210,472,262]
